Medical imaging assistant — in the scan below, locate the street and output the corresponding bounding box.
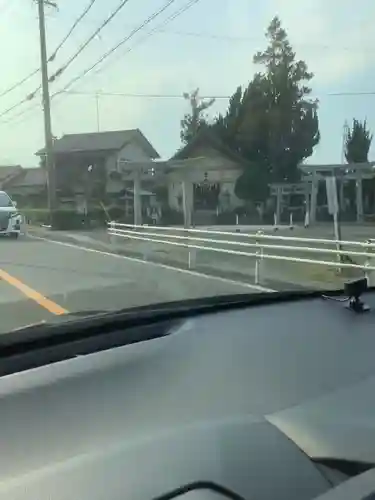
[0,234,270,334]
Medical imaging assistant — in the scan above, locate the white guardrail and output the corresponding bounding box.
[108,222,375,286]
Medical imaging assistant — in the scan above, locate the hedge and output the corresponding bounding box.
[22,207,110,230]
[21,206,185,229]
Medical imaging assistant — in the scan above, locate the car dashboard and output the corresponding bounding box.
[1,289,375,500]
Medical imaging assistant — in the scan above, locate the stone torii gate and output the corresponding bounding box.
[299,162,375,224]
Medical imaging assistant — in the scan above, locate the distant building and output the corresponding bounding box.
[0,166,46,206]
[0,165,23,190]
[35,128,159,212]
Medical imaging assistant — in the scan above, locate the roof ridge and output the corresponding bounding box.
[61,129,138,137]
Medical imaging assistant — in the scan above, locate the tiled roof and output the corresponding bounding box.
[9,168,46,187]
[171,128,248,166]
[0,165,23,182]
[35,129,159,158]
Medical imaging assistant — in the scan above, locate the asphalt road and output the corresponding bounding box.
[0,234,271,334]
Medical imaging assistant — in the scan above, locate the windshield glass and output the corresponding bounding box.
[0,1,371,333]
[0,192,13,207]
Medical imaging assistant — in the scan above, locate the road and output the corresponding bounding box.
[0,234,271,334]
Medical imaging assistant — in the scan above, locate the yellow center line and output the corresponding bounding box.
[0,268,68,315]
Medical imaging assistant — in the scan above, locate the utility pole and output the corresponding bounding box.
[36,0,57,226]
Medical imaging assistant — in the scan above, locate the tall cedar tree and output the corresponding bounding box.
[214,17,320,202]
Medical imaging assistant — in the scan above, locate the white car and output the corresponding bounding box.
[0,191,22,239]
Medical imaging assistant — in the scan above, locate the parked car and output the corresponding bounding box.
[0,190,22,239]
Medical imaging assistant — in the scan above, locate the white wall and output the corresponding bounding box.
[106,141,154,194]
[119,141,154,162]
[166,166,245,212]
[168,181,182,210]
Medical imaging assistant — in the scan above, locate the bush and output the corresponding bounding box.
[22,208,50,226]
[108,206,125,221]
[161,208,184,225]
[53,209,83,229]
[217,212,236,225]
[21,207,109,230]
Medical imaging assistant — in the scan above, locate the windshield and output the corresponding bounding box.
[0,192,13,207]
[0,1,372,333]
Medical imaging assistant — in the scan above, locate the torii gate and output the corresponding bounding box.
[299,162,375,224]
[270,183,309,225]
[116,158,195,227]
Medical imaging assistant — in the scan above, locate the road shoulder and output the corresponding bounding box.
[26,226,304,292]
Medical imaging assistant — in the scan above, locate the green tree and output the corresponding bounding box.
[213,16,320,201]
[345,119,373,163]
[345,119,374,212]
[251,17,320,182]
[213,86,245,152]
[180,88,215,144]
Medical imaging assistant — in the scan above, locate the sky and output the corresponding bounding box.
[0,0,374,167]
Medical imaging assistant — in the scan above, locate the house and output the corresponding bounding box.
[0,165,23,190]
[103,129,249,225]
[4,168,47,206]
[32,128,250,225]
[167,129,246,217]
[35,129,160,211]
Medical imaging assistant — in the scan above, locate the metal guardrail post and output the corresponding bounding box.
[365,239,374,286]
[186,228,196,269]
[109,220,115,246]
[188,247,196,269]
[255,230,264,285]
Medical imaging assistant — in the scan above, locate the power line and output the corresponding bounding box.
[4,84,375,125]
[91,0,203,80]
[0,0,180,122]
[4,86,375,128]
[0,0,97,100]
[325,91,375,96]
[151,28,375,54]
[58,88,375,104]
[49,0,133,83]
[5,84,375,125]
[1,102,40,125]
[62,90,229,99]
[49,0,97,62]
[0,69,40,100]
[50,0,181,97]
[0,90,39,120]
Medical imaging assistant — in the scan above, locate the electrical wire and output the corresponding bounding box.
[0,89,39,120]
[0,0,186,122]
[0,0,97,100]
[0,69,40,100]
[49,0,133,83]
[49,0,97,62]
[63,89,375,99]
[1,101,41,125]
[90,0,203,80]
[151,28,375,54]
[322,295,349,302]
[50,0,180,98]
[62,90,228,99]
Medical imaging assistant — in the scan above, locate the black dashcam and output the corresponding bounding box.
[344,278,368,299]
[344,278,369,313]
